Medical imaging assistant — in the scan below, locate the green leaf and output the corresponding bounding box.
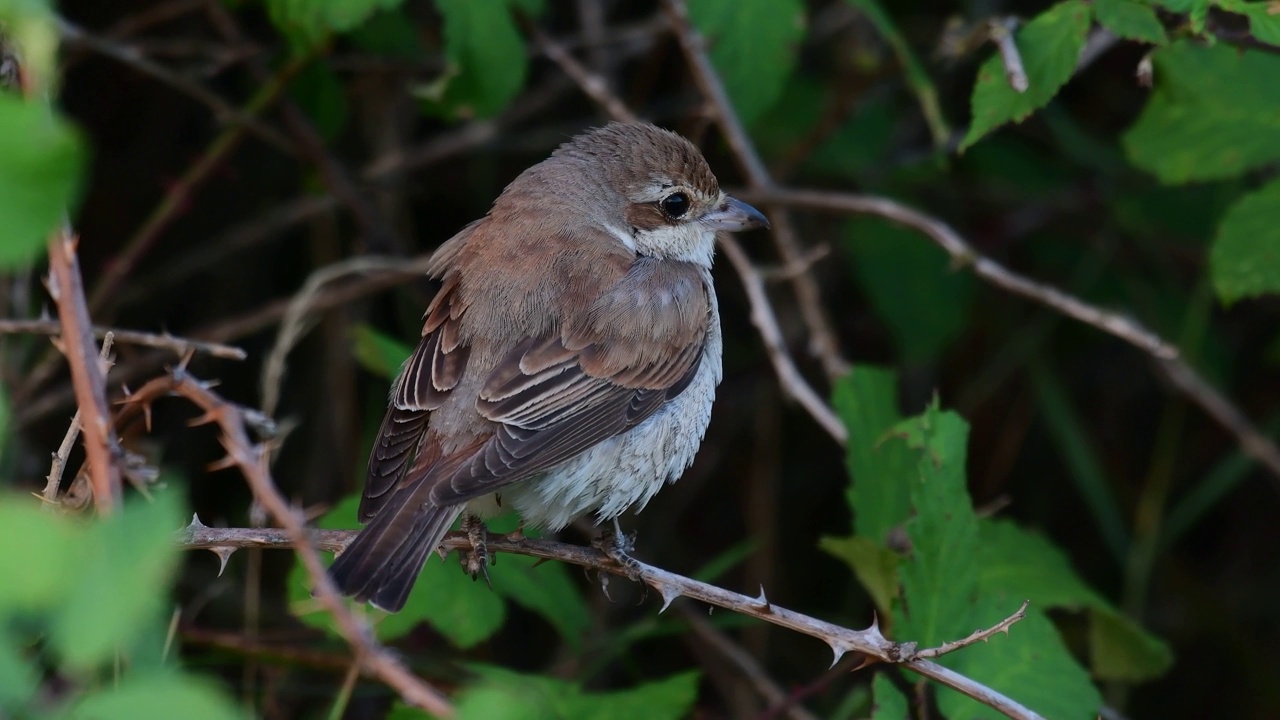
[688,0,806,126]
[0,495,82,610]
[820,535,899,615]
[961,0,1092,150]
[429,666,700,720]
[1209,178,1280,303]
[1090,607,1175,681]
[891,407,979,647]
[831,367,913,543]
[843,217,975,363]
[266,0,404,51]
[60,671,246,720]
[0,629,38,707]
[936,596,1102,720]
[974,519,1106,610]
[489,553,590,648]
[418,0,529,120]
[353,324,413,378]
[51,492,185,670]
[1220,0,1280,44]
[870,671,909,720]
[0,95,84,268]
[1123,41,1280,183]
[288,494,505,648]
[975,520,1172,682]
[1094,0,1168,44]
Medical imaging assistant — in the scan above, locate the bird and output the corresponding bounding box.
[329,122,769,612]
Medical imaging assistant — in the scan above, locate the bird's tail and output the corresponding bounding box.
[329,486,464,612]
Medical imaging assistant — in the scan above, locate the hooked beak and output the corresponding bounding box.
[701,196,770,232]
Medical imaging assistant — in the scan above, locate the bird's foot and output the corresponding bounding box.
[459,514,492,588]
[592,518,642,582]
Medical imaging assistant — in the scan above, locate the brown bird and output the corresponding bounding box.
[330,123,768,611]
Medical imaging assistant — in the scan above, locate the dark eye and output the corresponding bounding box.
[660,192,690,219]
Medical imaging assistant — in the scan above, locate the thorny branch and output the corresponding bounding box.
[180,522,1045,720]
[0,319,246,360]
[122,371,454,716]
[45,226,122,515]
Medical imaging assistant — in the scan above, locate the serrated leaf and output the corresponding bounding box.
[353,324,413,378]
[1122,41,1280,183]
[974,519,1107,609]
[961,0,1092,150]
[975,519,1172,682]
[419,0,528,120]
[935,596,1102,720]
[820,535,899,615]
[1210,175,1280,303]
[288,494,505,648]
[688,0,806,126]
[59,672,246,720]
[871,671,909,720]
[891,408,979,647]
[51,492,185,670]
[843,218,975,363]
[1094,0,1168,44]
[831,367,914,543]
[1089,607,1174,681]
[266,0,404,51]
[0,495,82,610]
[0,95,84,269]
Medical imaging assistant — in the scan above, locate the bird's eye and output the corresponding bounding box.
[660,192,691,219]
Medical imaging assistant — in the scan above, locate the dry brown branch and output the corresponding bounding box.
[0,318,246,360]
[179,523,1043,720]
[528,23,640,125]
[730,187,1280,490]
[661,0,849,381]
[126,371,454,716]
[42,332,115,504]
[45,227,122,514]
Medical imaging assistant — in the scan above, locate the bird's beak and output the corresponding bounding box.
[701,196,770,232]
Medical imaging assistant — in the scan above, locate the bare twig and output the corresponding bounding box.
[720,237,846,443]
[178,523,1044,720]
[914,600,1029,659]
[0,318,246,360]
[55,17,291,151]
[731,187,1280,490]
[260,256,419,418]
[528,24,640,125]
[662,0,849,382]
[42,332,115,504]
[987,18,1028,92]
[126,372,454,715]
[45,227,123,514]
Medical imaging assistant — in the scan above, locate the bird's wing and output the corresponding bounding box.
[429,257,712,505]
[358,275,470,521]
